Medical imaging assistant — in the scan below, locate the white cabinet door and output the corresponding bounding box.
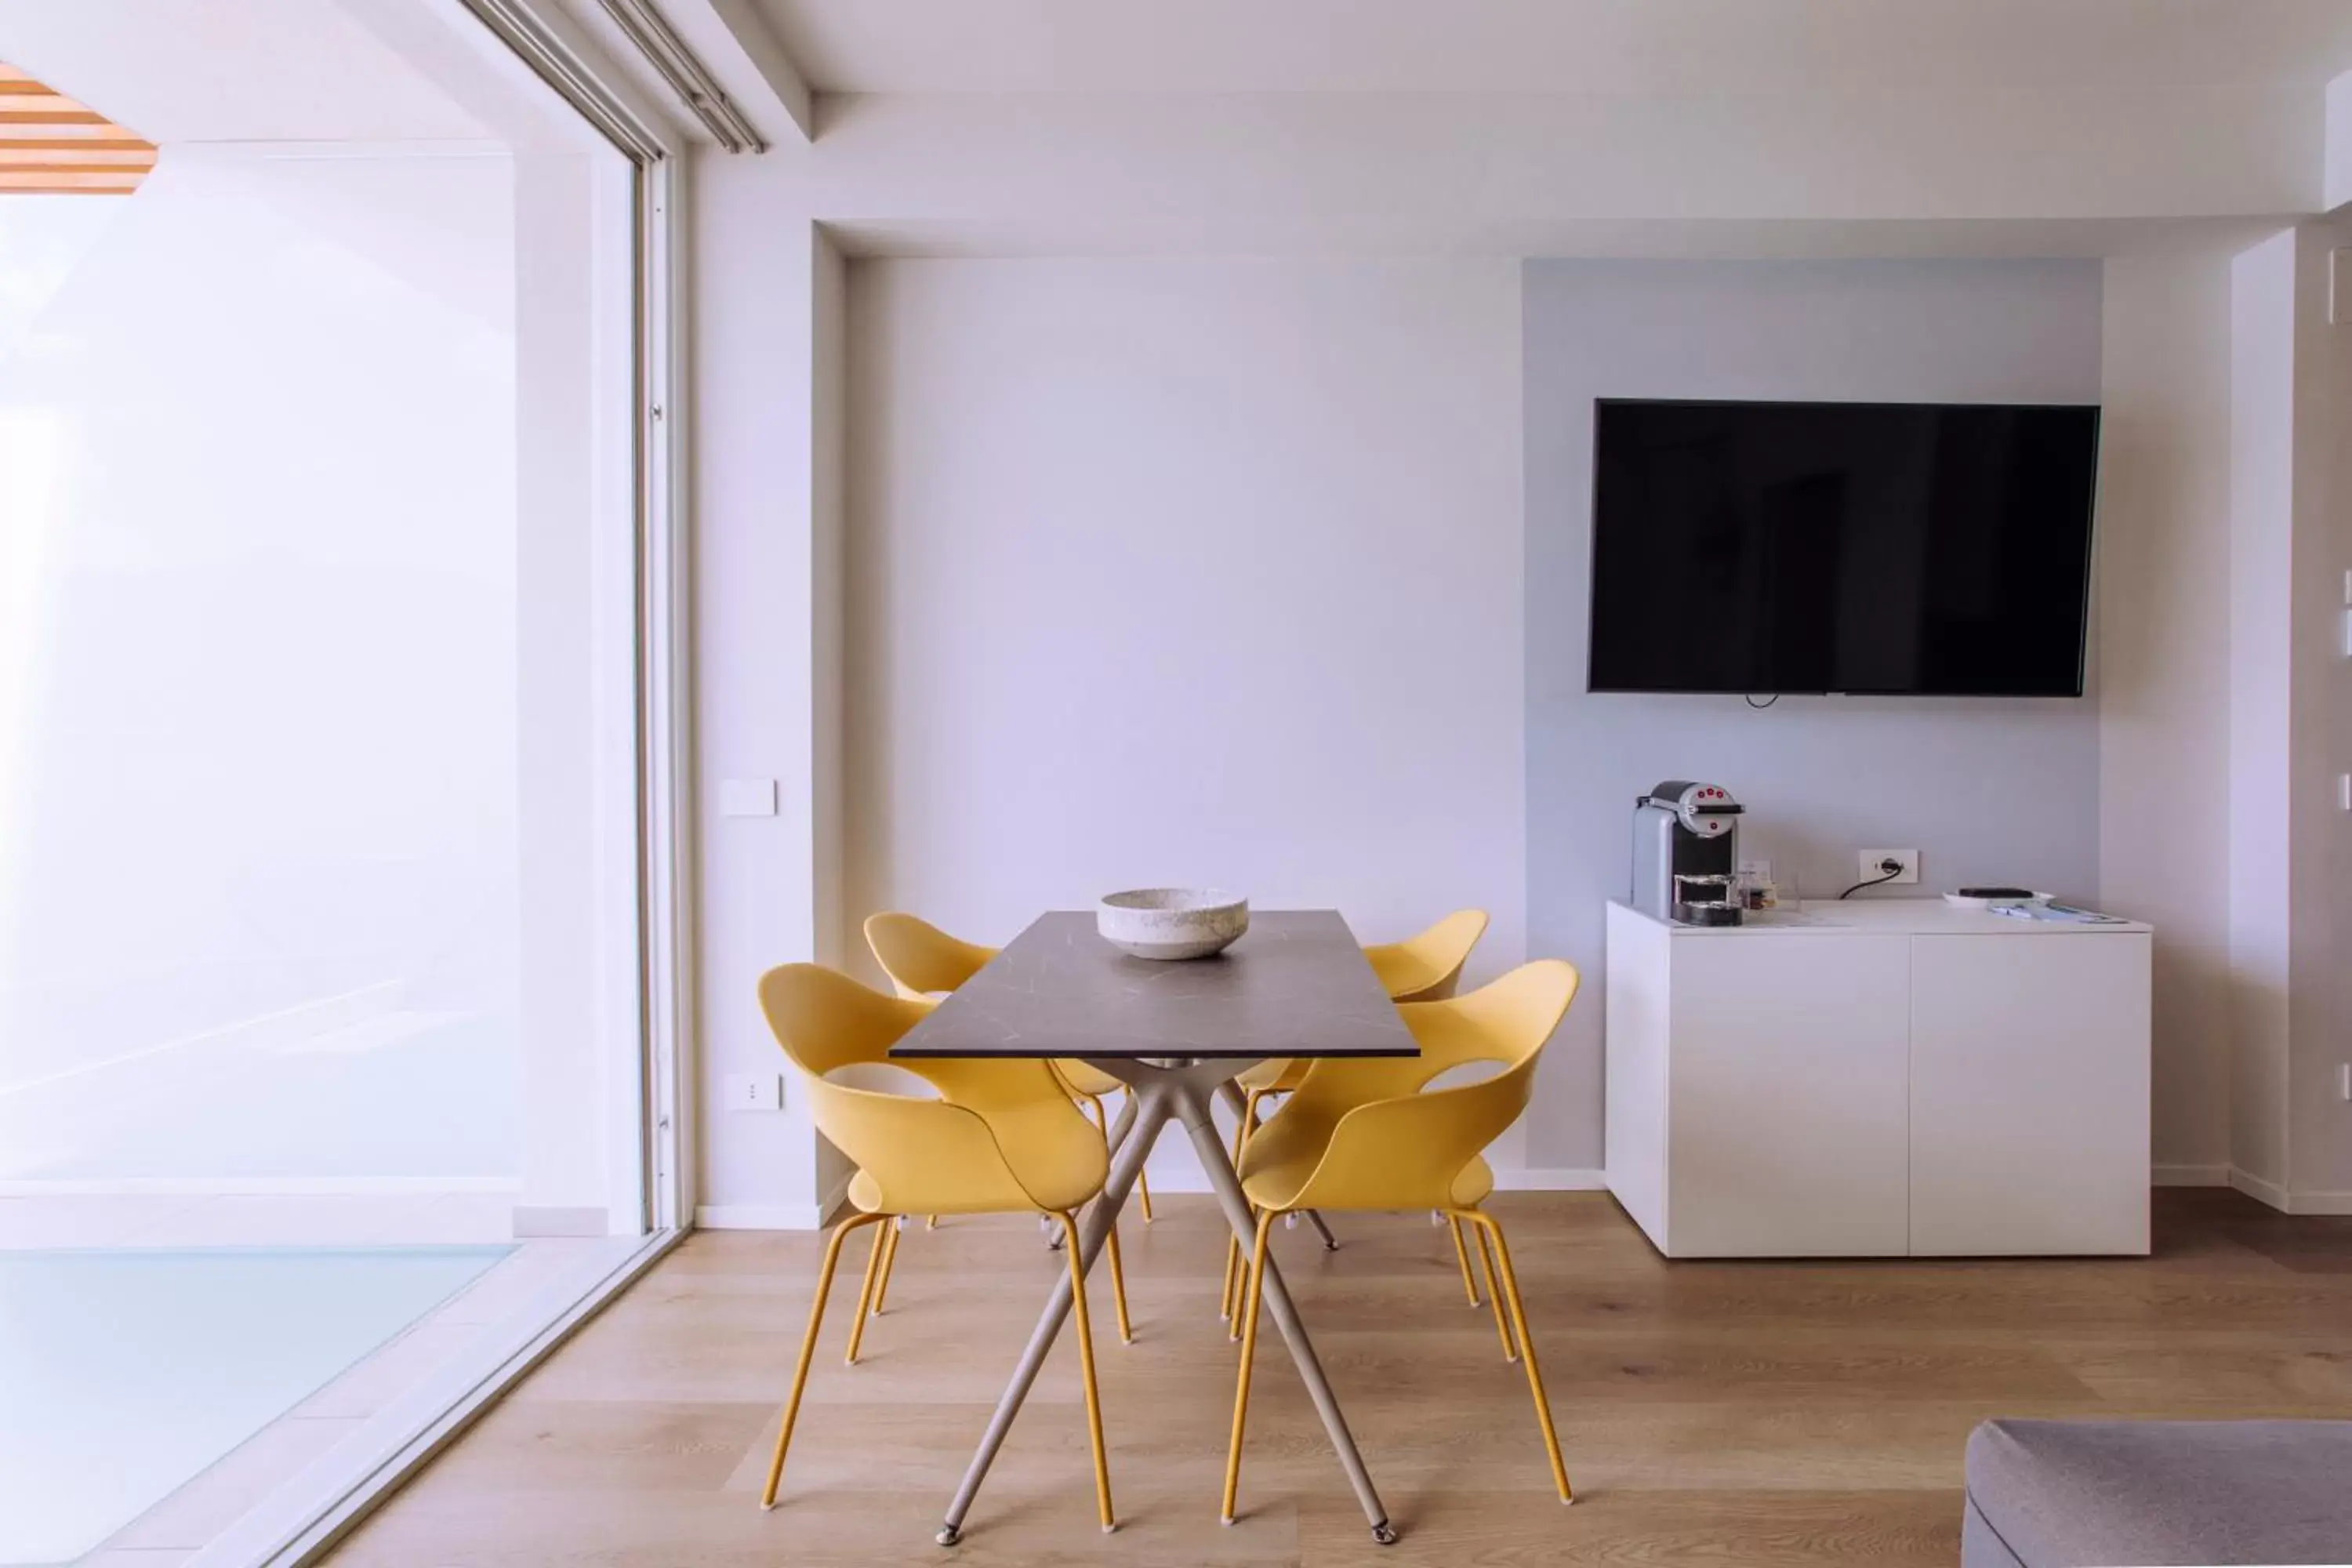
[1667,934,1912,1257]
[1908,934,2151,1256]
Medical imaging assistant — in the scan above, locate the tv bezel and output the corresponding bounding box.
[1584,396,2100,699]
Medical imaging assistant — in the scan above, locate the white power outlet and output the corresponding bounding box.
[725,1073,782,1112]
[1859,848,1921,886]
[2339,1062,2351,1102]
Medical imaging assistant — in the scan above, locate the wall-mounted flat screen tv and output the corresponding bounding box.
[1587,398,2100,696]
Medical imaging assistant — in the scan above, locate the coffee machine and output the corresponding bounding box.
[1632,780,1744,926]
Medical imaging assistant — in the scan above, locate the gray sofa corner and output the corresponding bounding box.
[1962,1417,2352,1567]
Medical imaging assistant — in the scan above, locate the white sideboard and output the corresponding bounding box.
[1603,898,2151,1258]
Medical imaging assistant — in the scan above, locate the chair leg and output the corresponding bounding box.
[1052,1210,1116,1533]
[1221,1207,1276,1524]
[844,1216,890,1364]
[760,1210,884,1509]
[1472,1220,1518,1362]
[1218,1229,1240,1323]
[1221,1091,1269,1326]
[1105,1216,1134,1344]
[1447,1215,1482,1306]
[925,1215,938,1230]
[1218,1091,1258,1319]
[871,1215,903,1316]
[1468,1210,1572,1504]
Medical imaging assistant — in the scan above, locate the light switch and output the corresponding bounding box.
[724,1073,782,1112]
[720,779,779,818]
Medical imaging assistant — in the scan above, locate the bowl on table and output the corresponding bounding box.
[1096,889,1250,960]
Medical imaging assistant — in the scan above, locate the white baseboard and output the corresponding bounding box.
[511,1205,611,1238]
[2223,1167,2352,1214]
[2227,1167,2291,1211]
[695,1203,827,1231]
[2152,1164,2230,1188]
[0,1176,520,1197]
[2282,1189,2352,1216]
[1495,1167,1608,1192]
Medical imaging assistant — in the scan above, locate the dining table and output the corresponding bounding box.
[889,908,1420,1546]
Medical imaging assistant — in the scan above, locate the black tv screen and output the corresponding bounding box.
[1587,398,2100,696]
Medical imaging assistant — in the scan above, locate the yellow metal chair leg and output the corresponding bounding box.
[1448,1215,1482,1306]
[1221,1208,1275,1524]
[1218,1230,1240,1323]
[1221,1091,1270,1328]
[844,1217,890,1364]
[1470,1210,1572,1504]
[1472,1219,1518,1362]
[871,1215,902,1315]
[925,1215,938,1229]
[760,1211,884,1509]
[1218,1092,1260,1320]
[1105,1217,1134,1344]
[1053,1210,1116,1533]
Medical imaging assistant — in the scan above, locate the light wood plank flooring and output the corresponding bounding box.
[326,1190,2352,1566]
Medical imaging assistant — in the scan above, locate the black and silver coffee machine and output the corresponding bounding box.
[1632,780,1744,926]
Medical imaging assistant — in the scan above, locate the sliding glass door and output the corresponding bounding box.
[0,3,681,1559]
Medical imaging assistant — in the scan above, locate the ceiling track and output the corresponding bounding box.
[455,0,671,163]
[593,0,768,154]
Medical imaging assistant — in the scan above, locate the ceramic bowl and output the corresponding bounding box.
[1096,888,1250,960]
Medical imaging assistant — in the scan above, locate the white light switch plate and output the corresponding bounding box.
[720,779,779,818]
[724,1073,782,1112]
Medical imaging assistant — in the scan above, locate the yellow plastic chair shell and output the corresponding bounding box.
[1362,908,1490,1004]
[1215,909,1491,1320]
[862,911,998,1000]
[754,963,1125,1532]
[863,912,1155,1221]
[1220,960,1581,1523]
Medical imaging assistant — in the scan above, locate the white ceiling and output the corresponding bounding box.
[0,0,488,143]
[756,0,2352,95]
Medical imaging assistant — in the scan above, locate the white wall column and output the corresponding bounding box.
[690,151,847,1228]
[2223,220,2352,1214]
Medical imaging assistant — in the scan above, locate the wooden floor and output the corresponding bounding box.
[327,1190,2352,1566]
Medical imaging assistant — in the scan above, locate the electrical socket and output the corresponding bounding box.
[1859,848,1920,886]
[724,1073,782,1112]
[2340,1062,2351,1103]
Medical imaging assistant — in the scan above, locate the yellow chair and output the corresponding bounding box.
[1220,960,1581,1523]
[1215,909,1493,1321]
[864,913,1156,1221]
[754,963,1127,1532]
[1363,908,1490,1003]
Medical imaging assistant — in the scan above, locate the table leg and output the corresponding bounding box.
[937,1077,1171,1545]
[1174,1083,1394,1542]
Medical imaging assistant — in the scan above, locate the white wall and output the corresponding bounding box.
[2281,219,2352,1207]
[842,256,1526,1186]
[0,154,521,1185]
[2097,251,2236,1180]
[0,139,639,1232]
[2305,220,2352,1203]
[782,87,2317,256]
[2227,231,2299,1198]
[688,159,848,1227]
[1523,260,2107,1173]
